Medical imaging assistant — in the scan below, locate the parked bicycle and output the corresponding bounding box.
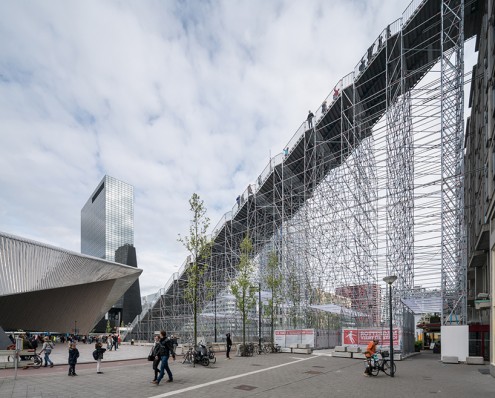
[263,342,281,353]
[8,348,43,368]
[206,345,216,364]
[182,345,210,367]
[367,351,396,376]
[239,342,255,357]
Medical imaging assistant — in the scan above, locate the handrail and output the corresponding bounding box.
[403,0,424,25]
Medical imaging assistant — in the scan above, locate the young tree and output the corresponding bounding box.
[263,251,282,344]
[178,193,211,345]
[231,235,257,351]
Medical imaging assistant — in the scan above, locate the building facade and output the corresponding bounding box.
[0,232,141,335]
[81,175,134,262]
[464,0,494,373]
[81,175,141,332]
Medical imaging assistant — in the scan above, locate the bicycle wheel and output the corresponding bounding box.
[369,363,379,376]
[32,355,42,369]
[382,360,396,376]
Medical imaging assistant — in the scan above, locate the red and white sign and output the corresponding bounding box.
[274,329,315,348]
[342,328,400,348]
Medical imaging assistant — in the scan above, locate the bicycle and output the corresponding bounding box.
[239,342,254,357]
[8,349,43,368]
[367,351,396,376]
[206,345,216,364]
[182,347,194,364]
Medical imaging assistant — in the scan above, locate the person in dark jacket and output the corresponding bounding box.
[226,333,232,359]
[151,335,161,382]
[152,330,176,385]
[68,342,79,376]
[95,341,106,374]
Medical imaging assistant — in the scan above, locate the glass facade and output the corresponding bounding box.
[81,175,134,262]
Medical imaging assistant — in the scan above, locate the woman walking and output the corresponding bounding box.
[151,335,161,382]
[40,337,54,367]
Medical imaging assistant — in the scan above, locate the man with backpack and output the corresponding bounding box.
[152,330,176,385]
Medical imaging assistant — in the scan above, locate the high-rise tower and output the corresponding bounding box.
[81,175,140,332]
[81,175,134,261]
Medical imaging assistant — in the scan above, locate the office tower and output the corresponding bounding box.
[81,175,134,261]
[81,175,141,332]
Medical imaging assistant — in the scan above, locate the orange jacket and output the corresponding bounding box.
[365,341,377,358]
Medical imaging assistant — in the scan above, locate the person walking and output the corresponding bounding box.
[40,337,54,367]
[68,342,79,376]
[151,335,161,382]
[152,330,176,385]
[95,341,106,374]
[363,338,379,376]
[226,333,232,359]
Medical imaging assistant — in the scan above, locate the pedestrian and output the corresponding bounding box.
[95,341,106,374]
[226,333,232,359]
[333,87,339,100]
[307,110,314,129]
[322,100,327,114]
[363,338,379,376]
[68,342,79,376]
[107,335,112,350]
[40,337,54,368]
[113,334,119,350]
[170,334,178,353]
[151,335,161,382]
[152,330,176,385]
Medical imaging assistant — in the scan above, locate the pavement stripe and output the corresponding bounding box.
[149,356,316,398]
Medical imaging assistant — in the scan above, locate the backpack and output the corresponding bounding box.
[158,339,175,357]
[92,350,99,360]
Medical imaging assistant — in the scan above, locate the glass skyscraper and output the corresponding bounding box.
[81,175,141,332]
[81,175,134,262]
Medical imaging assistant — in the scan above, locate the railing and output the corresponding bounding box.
[403,0,425,26]
[353,18,400,79]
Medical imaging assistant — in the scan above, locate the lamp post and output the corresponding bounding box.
[382,275,397,377]
[258,281,262,354]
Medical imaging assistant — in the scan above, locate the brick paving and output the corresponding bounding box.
[0,344,493,398]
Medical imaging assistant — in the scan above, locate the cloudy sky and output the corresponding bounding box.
[0,0,469,297]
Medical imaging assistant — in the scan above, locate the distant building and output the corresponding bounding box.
[335,284,381,326]
[81,175,141,332]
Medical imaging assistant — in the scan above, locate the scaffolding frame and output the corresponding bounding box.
[127,0,472,351]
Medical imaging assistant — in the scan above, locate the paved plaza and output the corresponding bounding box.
[0,343,493,397]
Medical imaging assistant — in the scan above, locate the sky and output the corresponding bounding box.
[0,0,467,297]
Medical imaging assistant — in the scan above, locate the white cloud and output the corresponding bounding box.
[1,0,428,296]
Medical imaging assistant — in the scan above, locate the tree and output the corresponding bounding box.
[105,320,111,334]
[263,251,282,344]
[231,235,258,351]
[178,193,211,345]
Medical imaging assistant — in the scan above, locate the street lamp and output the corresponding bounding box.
[382,275,397,377]
[258,282,262,354]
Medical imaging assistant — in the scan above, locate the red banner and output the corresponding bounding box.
[342,328,400,347]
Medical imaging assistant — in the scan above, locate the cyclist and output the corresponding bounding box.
[363,338,379,376]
